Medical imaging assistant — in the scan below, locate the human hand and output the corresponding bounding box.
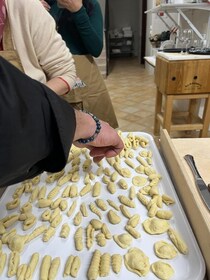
[74,120,124,162]
[40,0,51,11]
[57,0,83,12]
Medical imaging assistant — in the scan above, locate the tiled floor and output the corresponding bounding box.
[105,56,210,141]
[105,57,156,136]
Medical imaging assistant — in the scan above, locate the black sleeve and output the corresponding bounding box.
[0,57,76,187]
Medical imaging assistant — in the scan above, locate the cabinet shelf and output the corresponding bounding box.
[145,3,210,14]
[109,36,133,57]
[145,3,210,41]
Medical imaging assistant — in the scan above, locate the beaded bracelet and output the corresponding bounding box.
[77,111,101,144]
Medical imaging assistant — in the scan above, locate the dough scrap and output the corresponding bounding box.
[124,247,150,277]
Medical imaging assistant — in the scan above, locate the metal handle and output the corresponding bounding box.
[184,154,202,180]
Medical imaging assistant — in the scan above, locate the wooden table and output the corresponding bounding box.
[160,129,210,280]
[154,53,210,137]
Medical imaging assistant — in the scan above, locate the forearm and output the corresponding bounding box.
[73,110,96,141]
[46,77,70,96]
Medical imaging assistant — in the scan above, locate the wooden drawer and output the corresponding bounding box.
[155,56,210,94]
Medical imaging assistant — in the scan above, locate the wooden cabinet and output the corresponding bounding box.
[155,56,210,94]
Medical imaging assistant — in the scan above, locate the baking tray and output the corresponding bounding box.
[0,132,205,280]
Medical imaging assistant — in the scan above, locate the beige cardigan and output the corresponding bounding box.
[5,0,76,88]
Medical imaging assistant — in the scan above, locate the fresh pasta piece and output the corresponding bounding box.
[20,202,32,213]
[22,181,33,193]
[124,247,150,277]
[0,221,6,234]
[167,228,188,255]
[102,175,110,184]
[40,255,51,280]
[113,162,131,178]
[74,227,83,251]
[154,241,177,259]
[48,257,60,280]
[125,225,141,239]
[111,254,122,274]
[143,218,170,235]
[80,203,88,217]
[23,215,37,230]
[80,183,92,197]
[89,203,102,219]
[31,175,40,185]
[151,261,174,280]
[3,213,19,228]
[45,170,65,184]
[2,228,16,244]
[63,255,74,277]
[47,186,60,200]
[51,213,62,228]
[29,186,39,202]
[124,158,135,169]
[62,185,71,198]
[120,204,132,219]
[106,181,116,194]
[12,185,25,199]
[38,198,52,208]
[96,166,104,176]
[69,184,79,198]
[73,211,83,226]
[92,182,101,197]
[118,195,135,208]
[99,253,111,277]
[136,192,149,207]
[50,208,60,222]
[59,200,68,211]
[24,253,39,280]
[118,178,128,190]
[129,186,136,200]
[8,234,28,253]
[83,158,92,171]
[95,199,107,211]
[90,219,103,230]
[60,223,70,238]
[101,223,112,239]
[0,251,7,275]
[148,202,158,218]
[86,224,95,250]
[50,198,62,209]
[87,250,101,280]
[26,225,47,243]
[156,210,173,220]
[38,185,47,200]
[107,199,120,211]
[110,171,118,182]
[7,251,20,277]
[162,194,175,205]
[67,200,77,217]
[70,256,81,278]
[132,175,147,187]
[96,232,106,247]
[57,173,72,186]
[107,210,121,224]
[113,233,132,249]
[41,209,51,221]
[42,227,56,242]
[127,214,140,228]
[6,198,20,210]
[16,264,27,280]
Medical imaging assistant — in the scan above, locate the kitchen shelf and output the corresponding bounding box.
[109,36,133,57]
[145,3,210,40]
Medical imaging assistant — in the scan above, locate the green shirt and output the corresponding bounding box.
[50,0,103,57]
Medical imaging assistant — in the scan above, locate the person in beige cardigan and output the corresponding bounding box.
[0,0,76,96]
